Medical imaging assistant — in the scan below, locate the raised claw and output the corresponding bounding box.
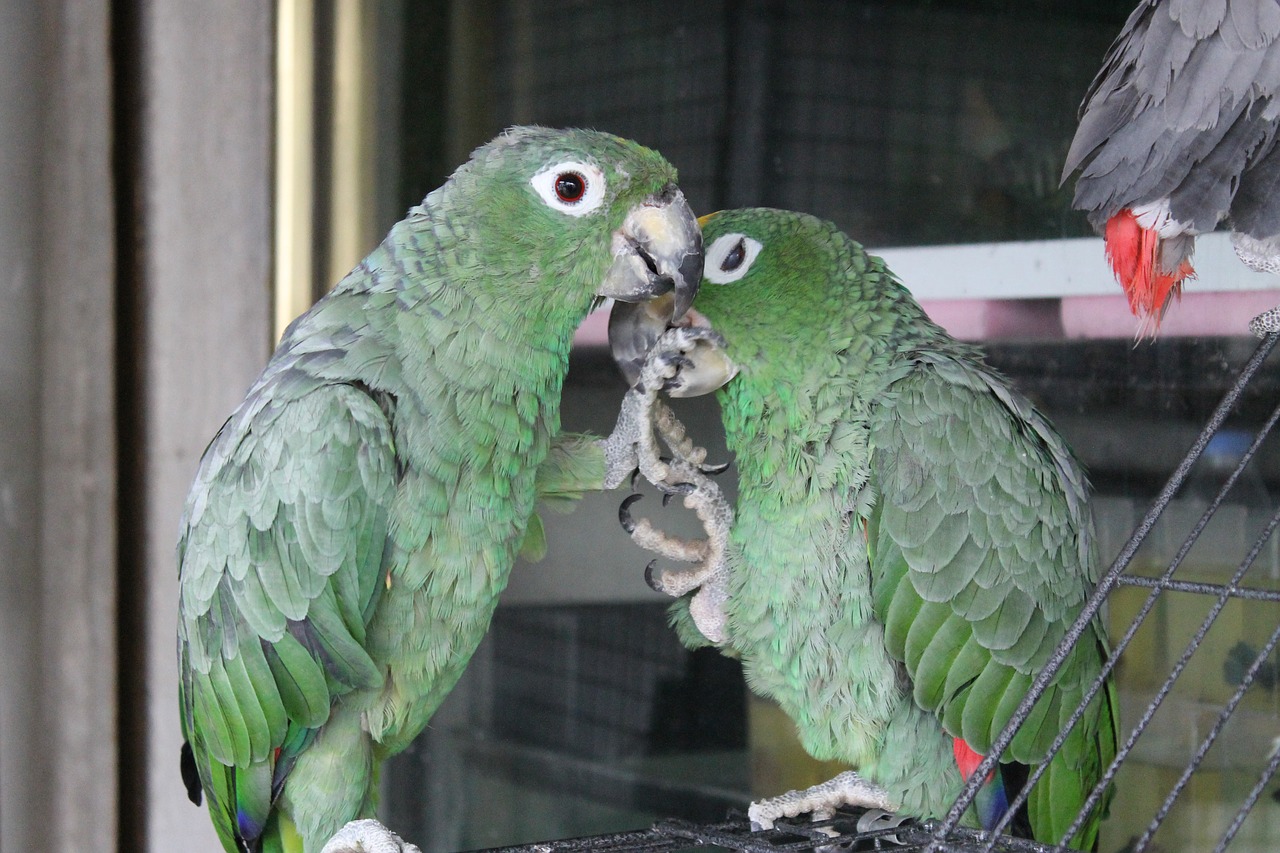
[615,326,738,645]
[656,480,696,498]
[619,493,643,534]
[699,459,731,476]
[644,559,662,592]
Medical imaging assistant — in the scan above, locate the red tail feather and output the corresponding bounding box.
[1104,209,1193,329]
[953,738,991,782]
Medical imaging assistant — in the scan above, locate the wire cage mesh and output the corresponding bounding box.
[448,333,1280,853]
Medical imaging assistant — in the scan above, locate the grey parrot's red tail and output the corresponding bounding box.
[1104,208,1195,333]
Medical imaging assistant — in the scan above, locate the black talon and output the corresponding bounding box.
[644,559,664,592]
[629,467,641,491]
[662,491,675,507]
[619,493,642,534]
[700,460,731,476]
[655,480,696,497]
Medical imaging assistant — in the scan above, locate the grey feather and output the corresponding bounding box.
[1223,0,1280,51]
[1066,0,1280,236]
[1171,0,1227,40]
[1233,138,1280,236]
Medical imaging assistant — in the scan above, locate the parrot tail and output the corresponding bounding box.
[1103,208,1195,335]
[953,739,1031,837]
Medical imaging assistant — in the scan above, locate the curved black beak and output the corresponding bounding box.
[597,186,702,321]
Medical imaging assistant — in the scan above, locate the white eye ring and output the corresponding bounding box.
[530,161,607,216]
[704,233,762,284]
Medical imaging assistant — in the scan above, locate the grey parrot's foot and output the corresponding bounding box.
[1232,232,1280,276]
[321,819,422,853]
[748,771,899,832]
[1231,233,1280,337]
[1248,306,1280,338]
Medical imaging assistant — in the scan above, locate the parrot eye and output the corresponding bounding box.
[704,232,762,284]
[555,172,585,202]
[531,161,607,217]
[720,239,747,271]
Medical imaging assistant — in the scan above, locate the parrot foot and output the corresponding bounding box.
[1233,232,1280,276]
[608,326,736,644]
[1232,234,1280,337]
[652,399,727,475]
[1248,306,1280,338]
[601,327,723,490]
[748,771,898,832]
[320,819,422,853]
[621,452,733,644]
[648,452,733,643]
[621,494,712,565]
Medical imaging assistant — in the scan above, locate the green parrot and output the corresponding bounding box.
[609,208,1118,848]
[176,126,702,853]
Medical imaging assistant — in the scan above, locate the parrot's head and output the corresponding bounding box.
[437,126,702,324]
[610,207,862,396]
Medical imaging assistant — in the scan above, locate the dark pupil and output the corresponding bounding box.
[721,238,746,272]
[555,173,585,202]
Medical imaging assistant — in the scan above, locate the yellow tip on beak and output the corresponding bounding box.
[697,211,722,227]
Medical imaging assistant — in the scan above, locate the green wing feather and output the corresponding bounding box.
[178,382,396,850]
[867,353,1117,847]
[520,432,607,561]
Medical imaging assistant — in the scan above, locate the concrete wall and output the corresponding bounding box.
[133,3,275,850]
[0,3,274,850]
[0,1,117,850]
[0,2,53,848]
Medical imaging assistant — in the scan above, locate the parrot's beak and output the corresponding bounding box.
[598,185,702,321]
[608,295,675,387]
[607,299,738,397]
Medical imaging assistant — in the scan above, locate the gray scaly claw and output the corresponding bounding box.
[321,819,422,853]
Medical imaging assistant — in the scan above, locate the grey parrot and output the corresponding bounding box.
[1064,0,1280,335]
